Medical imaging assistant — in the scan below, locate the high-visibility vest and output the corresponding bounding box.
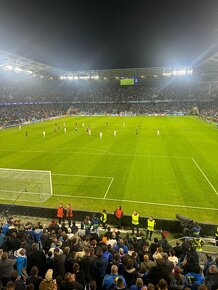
[84,222,91,230]
[66,207,73,218]
[193,238,203,251]
[147,219,155,231]
[57,207,64,218]
[132,213,139,225]
[115,209,123,219]
[100,213,107,223]
[215,226,218,238]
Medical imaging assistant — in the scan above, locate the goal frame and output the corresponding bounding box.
[0,167,53,203]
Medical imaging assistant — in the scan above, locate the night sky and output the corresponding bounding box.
[0,0,218,70]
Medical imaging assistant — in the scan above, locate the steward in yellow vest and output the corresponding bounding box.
[132,211,140,235]
[193,237,204,251]
[146,217,155,240]
[100,209,107,230]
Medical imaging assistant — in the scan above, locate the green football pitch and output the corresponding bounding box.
[0,116,217,223]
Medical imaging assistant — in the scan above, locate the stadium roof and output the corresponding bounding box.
[0,49,218,81]
[0,49,65,79]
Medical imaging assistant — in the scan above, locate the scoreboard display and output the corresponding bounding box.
[120,77,138,86]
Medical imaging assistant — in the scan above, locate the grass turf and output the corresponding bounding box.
[0,116,217,223]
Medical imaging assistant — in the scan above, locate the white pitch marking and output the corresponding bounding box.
[0,149,191,159]
[0,189,49,195]
[103,177,114,199]
[191,158,218,196]
[52,194,218,211]
[52,173,113,179]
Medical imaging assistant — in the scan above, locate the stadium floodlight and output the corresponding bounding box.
[73,76,78,80]
[187,68,193,75]
[14,67,23,72]
[25,70,33,75]
[163,66,193,77]
[4,65,13,71]
[79,76,90,80]
[0,168,53,204]
[68,76,73,80]
[91,75,99,79]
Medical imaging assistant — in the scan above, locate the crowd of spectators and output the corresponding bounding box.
[0,217,218,290]
[0,78,218,127]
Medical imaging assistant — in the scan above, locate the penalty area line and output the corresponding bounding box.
[191,158,218,197]
[52,194,218,211]
[103,177,114,199]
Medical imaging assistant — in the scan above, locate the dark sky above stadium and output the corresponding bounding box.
[0,0,218,70]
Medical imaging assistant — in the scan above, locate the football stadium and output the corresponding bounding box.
[0,49,218,224]
[0,1,218,289]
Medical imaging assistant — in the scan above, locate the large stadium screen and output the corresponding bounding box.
[120,77,138,86]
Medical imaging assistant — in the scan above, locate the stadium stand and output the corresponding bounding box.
[0,50,218,289]
[0,216,218,290]
[0,79,218,127]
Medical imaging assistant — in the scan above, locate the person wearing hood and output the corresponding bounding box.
[122,258,137,288]
[14,248,27,278]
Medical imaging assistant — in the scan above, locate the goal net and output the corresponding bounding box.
[0,168,53,203]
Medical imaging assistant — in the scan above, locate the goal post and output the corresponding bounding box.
[0,168,53,203]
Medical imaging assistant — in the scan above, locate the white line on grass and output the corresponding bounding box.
[191,158,218,196]
[52,173,113,179]
[0,149,192,159]
[52,194,218,211]
[0,189,49,195]
[103,177,114,199]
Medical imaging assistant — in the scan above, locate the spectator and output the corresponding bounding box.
[114,277,128,290]
[14,248,27,278]
[10,270,25,290]
[26,266,43,290]
[59,272,83,290]
[130,278,146,290]
[5,281,16,290]
[205,265,218,290]
[91,248,108,290]
[157,279,168,290]
[0,252,16,286]
[39,269,57,290]
[53,248,65,278]
[102,265,126,290]
[115,240,128,254]
[122,259,137,288]
[28,243,46,277]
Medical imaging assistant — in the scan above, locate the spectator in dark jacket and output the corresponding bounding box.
[0,252,16,286]
[26,266,43,290]
[205,265,218,290]
[60,272,83,290]
[27,243,46,276]
[80,247,95,285]
[72,263,85,287]
[122,258,137,288]
[10,270,25,290]
[91,248,108,290]
[53,248,66,278]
